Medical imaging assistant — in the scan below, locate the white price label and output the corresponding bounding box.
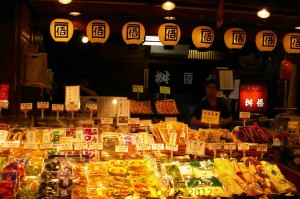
[224,143,237,150]
[152,143,165,150]
[238,143,250,151]
[208,143,222,150]
[115,145,129,153]
[239,112,251,119]
[201,110,220,125]
[138,132,148,144]
[86,103,97,111]
[128,118,140,126]
[89,142,103,150]
[137,143,151,151]
[65,102,79,111]
[257,144,268,152]
[40,143,54,149]
[74,143,88,150]
[24,143,38,150]
[6,141,20,148]
[59,143,73,150]
[27,131,36,143]
[52,104,64,112]
[76,130,85,142]
[42,131,51,144]
[20,103,32,111]
[37,102,49,109]
[165,117,177,122]
[169,132,177,145]
[101,117,114,125]
[186,140,205,156]
[0,130,8,141]
[165,144,178,151]
[139,120,152,127]
[0,101,9,109]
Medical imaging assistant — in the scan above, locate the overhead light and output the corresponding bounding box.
[295,27,300,30]
[58,0,72,4]
[163,16,176,20]
[162,1,176,11]
[68,11,81,16]
[81,36,89,43]
[257,8,270,18]
[142,35,163,46]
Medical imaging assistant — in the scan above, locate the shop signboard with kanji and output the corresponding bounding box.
[239,83,267,112]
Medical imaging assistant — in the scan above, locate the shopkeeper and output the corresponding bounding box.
[191,75,233,129]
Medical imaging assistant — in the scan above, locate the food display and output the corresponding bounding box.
[155,99,180,115]
[130,100,154,115]
[0,116,298,199]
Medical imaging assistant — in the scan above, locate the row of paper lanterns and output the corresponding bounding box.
[50,18,300,53]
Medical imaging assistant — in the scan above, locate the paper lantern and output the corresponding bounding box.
[50,18,74,42]
[224,28,246,50]
[86,20,110,44]
[192,26,214,50]
[122,22,145,45]
[158,23,181,47]
[255,30,277,52]
[283,33,300,54]
[279,59,292,80]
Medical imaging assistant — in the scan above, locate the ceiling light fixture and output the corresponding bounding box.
[68,11,81,16]
[162,1,176,11]
[257,8,270,18]
[163,16,176,21]
[58,0,72,4]
[81,36,89,43]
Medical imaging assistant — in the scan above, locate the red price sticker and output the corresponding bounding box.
[0,84,9,101]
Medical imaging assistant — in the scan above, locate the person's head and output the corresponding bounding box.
[205,75,218,99]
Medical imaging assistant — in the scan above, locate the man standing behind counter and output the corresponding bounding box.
[191,75,233,129]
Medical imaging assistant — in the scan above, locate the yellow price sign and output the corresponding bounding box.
[201,110,220,125]
[132,85,144,93]
[160,86,170,94]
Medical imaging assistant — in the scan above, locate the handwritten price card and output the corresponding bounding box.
[152,143,165,150]
[256,144,268,152]
[20,103,32,111]
[132,85,144,93]
[74,143,88,150]
[165,144,178,151]
[186,140,205,156]
[37,102,49,110]
[0,130,8,141]
[24,143,38,150]
[139,120,152,127]
[89,142,103,150]
[65,86,80,111]
[165,117,177,122]
[59,143,73,150]
[115,145,129,153]
[128,118,140,126]
[239,112,251,119]
[86,103,97,111]
[224,143,237,150]
[238,143,250,151]
[208,143,222,151]
[160,86,170,94]
[201,110,220,125]
[101,117,114,125]
[52,104,64,112]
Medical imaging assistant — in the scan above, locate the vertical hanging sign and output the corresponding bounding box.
[65,86,80,112]
[0,84,9,109]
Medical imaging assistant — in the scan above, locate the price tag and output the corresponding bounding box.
[74,143,88,150]
[76,130,85,142]
[128,118,140,126]
[115,145,129,153]
[0,141,5,148]
[24,143,38,150]
[188,187,213,197]
[257,144,268,152]
[239,112,251,119]
[0,101,9,109]
[139,120,152,127]
[26,131,36,143]
[201,110,220,125]
[159,86,170,94]
[42,131,51,143]
[138,132,148,144]
[0,130,8,141]
[89,142,103,150]
[186,140,205,156]
[65,102,80,111]
[52,104,64,112]
[20,103,32,111]
[169,131,177,145]
[208,143,222,150]
[165,144,178,151]
[238,143,250,151]
[165,117,177,122]
[6,141,20,148]
[132,85,144,93]
[152,143,165,150]
[0,84,9,101]
[137,143,151,151]
[60,143,73,150]
[65,85,80,106]
[37,102,49,109]
[86,103,97,111]
[40,143,54,149]
[101,117,113,125]
[224,143,237,150]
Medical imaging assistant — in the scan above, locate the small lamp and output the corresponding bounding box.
[257,8,270,18]
[162,1,176,11]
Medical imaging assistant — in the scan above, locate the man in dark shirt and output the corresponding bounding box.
[191,76,232,129]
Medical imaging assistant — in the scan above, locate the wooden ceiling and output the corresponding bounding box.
[25,0,300,40]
